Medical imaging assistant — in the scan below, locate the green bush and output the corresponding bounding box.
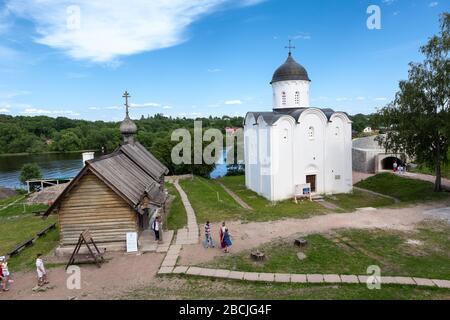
[19,163,42,185]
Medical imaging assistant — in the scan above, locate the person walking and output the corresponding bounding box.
[393,161,398,173]
[223,228,232,253]
[0,256,10,291]
[219,222,226,250]
[203,221,214,248]
[152,216,162,243]
[36,253,49,287]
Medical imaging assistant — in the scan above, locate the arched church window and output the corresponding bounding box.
[295,91,300,105]
[308,126,315,140]
[282,92,286,106]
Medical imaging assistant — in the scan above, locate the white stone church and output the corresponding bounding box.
[244,50,353,201]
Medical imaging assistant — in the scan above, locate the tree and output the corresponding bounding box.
[376,13,450,191]
[20,163,42,185]
[52,130,82,152]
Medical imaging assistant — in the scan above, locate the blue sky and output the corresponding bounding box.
[0,0,448,121]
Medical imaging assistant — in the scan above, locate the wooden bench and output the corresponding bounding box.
[8,237,35,256]
[36,223,56,237]
[33,210,46,216]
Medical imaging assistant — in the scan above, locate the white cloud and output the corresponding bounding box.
[105,106,121,110]
[207,68,222,73]
[356,96,366,101]
[163,105,173,109]
[0,108,10,113]
[23,107,52,114]
[336,97,350,102]
[22,107,80,116]
[0,44,19,60]
[375,97,387,101]
[225,100,243,105]
[429,2,439,7]
[292,32,311,40]
[6,0,264,63]
[0,90,31,99]
[130,102,161,108]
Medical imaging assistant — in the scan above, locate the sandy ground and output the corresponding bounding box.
[0,251,164,300]
[352,171,374,184]
[26,183,69,205]
[178,201,450,265]
[2,199,450,300]
[0,187,17,200]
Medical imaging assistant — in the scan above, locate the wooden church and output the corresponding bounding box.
[45,92,169,252]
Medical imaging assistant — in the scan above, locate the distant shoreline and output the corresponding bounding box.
[0,150,99,157]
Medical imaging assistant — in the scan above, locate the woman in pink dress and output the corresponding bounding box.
[219,222,226,249]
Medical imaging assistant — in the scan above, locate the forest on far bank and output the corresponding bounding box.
[0,113,376,154]
[0,112,376,176]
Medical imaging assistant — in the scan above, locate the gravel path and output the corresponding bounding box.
[0,252,164,300]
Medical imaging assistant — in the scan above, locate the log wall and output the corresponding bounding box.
[58,171,138,246]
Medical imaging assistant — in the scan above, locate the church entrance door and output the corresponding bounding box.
[306,175,316,193]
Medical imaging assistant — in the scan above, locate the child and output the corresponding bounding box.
[36,254,48,287]
[0,256,9,291]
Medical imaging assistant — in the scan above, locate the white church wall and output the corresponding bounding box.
[325,113,353,194]
[272,117,295,200]
[257,117,272,199]
[272,80,310,109]
[244,115,260,193]
[295,109,327,194]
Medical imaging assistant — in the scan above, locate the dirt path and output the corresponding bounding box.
[403,172,450,191]
[0,252,164,300]
[3,198,449,300]
[178,201,450,266]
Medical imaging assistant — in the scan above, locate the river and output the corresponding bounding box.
[0,153,90,189]
[0,151,228,189]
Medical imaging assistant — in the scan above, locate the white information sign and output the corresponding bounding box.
[126,232,138,253]
[294,183,312,203]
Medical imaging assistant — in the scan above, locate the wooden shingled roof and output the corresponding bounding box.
[119,142,169,182]
[44,142,168,216]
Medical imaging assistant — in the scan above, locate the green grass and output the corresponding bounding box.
[180,176,327,223]
[356,173,449,202]
[203,222,450,280]
[165,183,187,230]
[325,189,395,212]
[0,198,59,271]
[203,235,377,276]
[124,276,450,300]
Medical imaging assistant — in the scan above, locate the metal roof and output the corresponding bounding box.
[244,107,337,126]
[271,53,311,84]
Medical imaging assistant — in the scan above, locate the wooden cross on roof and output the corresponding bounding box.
[285,40,295,56]
[122,91,130,117]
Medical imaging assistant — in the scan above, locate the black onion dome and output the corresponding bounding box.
[271,53,310,84]
[120,115,137,135]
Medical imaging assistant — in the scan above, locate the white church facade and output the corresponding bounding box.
[244,50,353,201]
